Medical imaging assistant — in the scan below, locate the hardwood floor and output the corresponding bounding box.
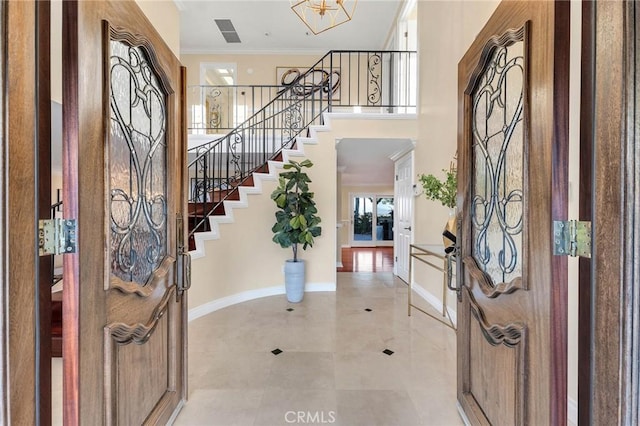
[337,247,394,273]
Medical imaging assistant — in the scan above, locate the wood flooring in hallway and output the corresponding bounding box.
[337,247,394,273]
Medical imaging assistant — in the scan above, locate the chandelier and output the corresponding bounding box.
[291,0,358,35]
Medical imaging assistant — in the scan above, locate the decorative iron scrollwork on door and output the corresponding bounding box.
[109,39,168,285]
[471,33,526,287]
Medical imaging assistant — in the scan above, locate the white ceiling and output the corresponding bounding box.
[178,0,404,54]
[178,0,411,187]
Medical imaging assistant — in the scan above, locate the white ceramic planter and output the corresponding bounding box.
[284,259,305,303]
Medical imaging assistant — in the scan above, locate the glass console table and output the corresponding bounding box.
[407,243,456,330]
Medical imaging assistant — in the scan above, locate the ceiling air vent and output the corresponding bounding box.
[214,19,241,43]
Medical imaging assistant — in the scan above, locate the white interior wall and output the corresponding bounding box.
[413,0,500,314]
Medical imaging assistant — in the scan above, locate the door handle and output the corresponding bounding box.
[179,250,191,292]
[445,249,461,302]
[404,226,412,231]
[176,214,192,298]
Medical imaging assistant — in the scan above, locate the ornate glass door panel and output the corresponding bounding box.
[471,37,525,289]
[457,2,569,425]
[109,40,168,287]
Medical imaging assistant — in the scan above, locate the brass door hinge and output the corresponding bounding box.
[38,219,77,256]
[553,220,591,258]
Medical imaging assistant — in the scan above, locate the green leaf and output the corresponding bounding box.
[275,194,287,207]
[290,216,300,229]
[418,165,457,209]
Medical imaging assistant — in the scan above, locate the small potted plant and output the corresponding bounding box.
[418,163,457,251]
[271,159,322,302]
[418,165,457,210]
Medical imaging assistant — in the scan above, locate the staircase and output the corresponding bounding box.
[186,50,418,257]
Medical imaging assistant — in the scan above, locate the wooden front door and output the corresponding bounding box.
[456,1,569,425]
[63,1,189,423]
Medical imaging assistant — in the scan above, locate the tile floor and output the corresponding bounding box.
[173,272,461,426]
[52,357,62,425]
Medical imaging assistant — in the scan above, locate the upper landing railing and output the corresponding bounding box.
[187,50,417,239]
[188,84,284,135]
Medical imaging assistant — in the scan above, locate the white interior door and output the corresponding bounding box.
[395,153,413,282]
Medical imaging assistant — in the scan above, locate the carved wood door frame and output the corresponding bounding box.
[1,1,52,424]
[581,1,640,424]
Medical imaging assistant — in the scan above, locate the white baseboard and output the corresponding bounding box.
[568,397,577,426]
[166,399,185,425]
[188,282,336,322]
[410,281,457,327]
[456,402,471,426]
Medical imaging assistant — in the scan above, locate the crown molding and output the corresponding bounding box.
[389,139,416,162]
[180,48,328,56]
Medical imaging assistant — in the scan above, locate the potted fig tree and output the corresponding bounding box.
[271,159,322,302]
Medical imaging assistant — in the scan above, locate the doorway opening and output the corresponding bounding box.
[350,194,394,246]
